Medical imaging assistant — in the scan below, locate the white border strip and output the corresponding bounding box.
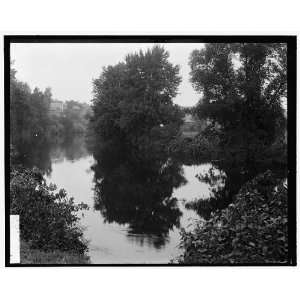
[10,215,20,264]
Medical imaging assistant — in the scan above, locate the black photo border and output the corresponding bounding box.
[4,35,297,267]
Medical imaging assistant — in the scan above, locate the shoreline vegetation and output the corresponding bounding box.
[173,43,287,264]
[175,171,288,264]
[20,240,90,264]
[10,43,288,264]
[10,166,90,264]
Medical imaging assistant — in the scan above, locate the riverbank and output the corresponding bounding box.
[10,166,90,264]
[177,171,288,264]
[20,240,90,264]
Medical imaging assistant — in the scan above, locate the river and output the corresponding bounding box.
[17,135,224,263]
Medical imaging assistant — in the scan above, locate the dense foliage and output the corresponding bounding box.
[176,43,288,220]
[177,171,288,264]
[10,167,88,253]
[168,127,220,163]
[190,43,287,164]
[174,43,288,264]
[90,46,183,166]
[10,67,51,144]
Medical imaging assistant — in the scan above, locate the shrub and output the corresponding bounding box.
[168,126,221,163]
[177,171,288,264]
[10,167,88,254]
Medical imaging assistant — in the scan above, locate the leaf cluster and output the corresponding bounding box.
[177,171,288,264]
[10,167,88,253]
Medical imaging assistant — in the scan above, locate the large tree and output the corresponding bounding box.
[90,46,183,165]
[190,43,287,163]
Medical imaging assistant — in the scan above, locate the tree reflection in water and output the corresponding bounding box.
[12,135,89,176]
[12,136,53,176]
[185,158,287,220]
[50,136,89,162]
[92,155,187,249]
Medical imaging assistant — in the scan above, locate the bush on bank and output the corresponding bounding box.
[177,171,288,264]
[10,167,89,255]
[168,130,220,163]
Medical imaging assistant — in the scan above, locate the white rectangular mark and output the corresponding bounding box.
[10,215,20,264]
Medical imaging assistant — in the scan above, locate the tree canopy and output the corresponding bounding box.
[10,66,51,143]
[190,43,287,163]
[90,46,183,166]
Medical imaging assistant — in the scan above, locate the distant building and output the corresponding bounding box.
[50,100,64,116]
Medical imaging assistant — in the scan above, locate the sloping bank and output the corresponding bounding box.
[176,171,288,264]
[10,167,90,264]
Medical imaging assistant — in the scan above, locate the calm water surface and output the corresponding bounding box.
[34,137,218,263]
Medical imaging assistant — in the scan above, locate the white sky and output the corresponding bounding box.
[11,43,205,107]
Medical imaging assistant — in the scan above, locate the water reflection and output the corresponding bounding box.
[12,135,89,175]
[93,157,187,249]
[12,136,53,175]
[50,136,89,162]
[186,158,288,219]
[12,132,288,262]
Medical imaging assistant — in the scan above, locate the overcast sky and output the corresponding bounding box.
[11,43,205,107]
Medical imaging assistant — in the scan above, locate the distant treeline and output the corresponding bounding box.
[10,65,91,147]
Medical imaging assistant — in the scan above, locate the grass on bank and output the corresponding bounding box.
[20,240,90,264]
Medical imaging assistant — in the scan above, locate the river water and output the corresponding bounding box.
[19,136,222,263]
